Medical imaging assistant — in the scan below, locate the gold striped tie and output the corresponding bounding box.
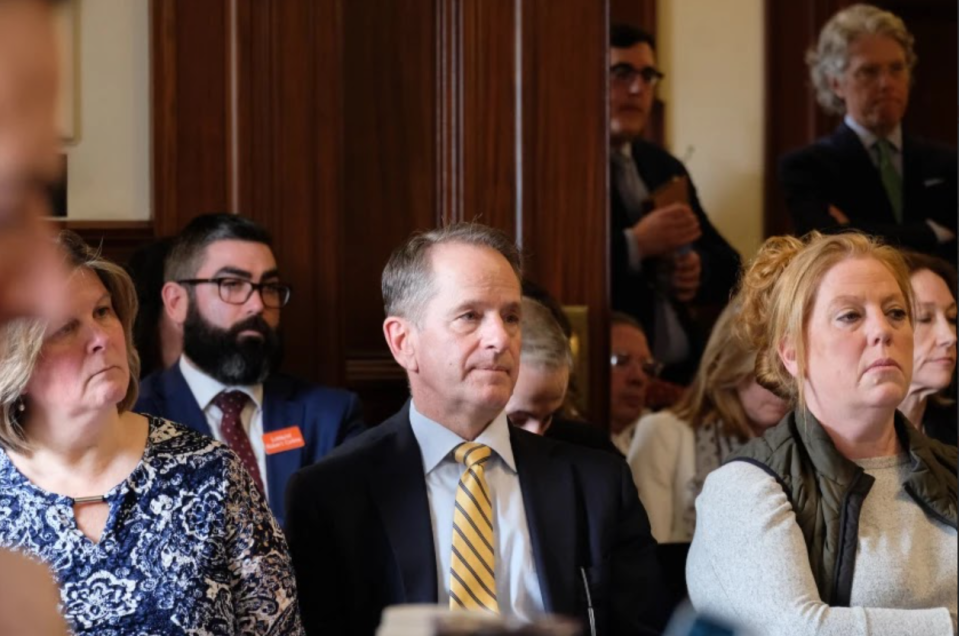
[449,442,499,614]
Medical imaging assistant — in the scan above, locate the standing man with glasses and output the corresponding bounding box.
[780,4,957,263]
[136,213,364,527]
[609,24,740,385]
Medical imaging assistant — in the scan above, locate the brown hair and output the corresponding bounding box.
[0,231,141,452]
[737,231,913,409]
[673,301,758,441]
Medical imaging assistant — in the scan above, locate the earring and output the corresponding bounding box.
[17,401,24,413]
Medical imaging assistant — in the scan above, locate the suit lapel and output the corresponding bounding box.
[261,380,307,520]
[511,428,578,614]
[833,123,897,222]
[160,365,212,436]
[368,406,438,604]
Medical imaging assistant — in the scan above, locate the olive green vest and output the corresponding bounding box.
[729,410,957,606]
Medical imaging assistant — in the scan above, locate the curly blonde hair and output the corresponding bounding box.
[737,231,913,410]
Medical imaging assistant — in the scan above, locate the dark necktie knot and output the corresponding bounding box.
[213,390,250,414]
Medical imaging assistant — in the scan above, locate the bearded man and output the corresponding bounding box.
[136,213,364,527]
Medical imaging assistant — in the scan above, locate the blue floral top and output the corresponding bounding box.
[0,417,305,635]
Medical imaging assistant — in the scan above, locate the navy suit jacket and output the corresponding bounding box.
[780,122,958,262]
[284,403,664,636]
[135,364,365,527]
[611,140,742,384]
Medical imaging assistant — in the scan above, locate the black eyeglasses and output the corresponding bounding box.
[177,278,292,308]
[610,352,664,377]
[610,63,665,88]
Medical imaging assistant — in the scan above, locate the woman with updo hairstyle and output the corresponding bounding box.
[626,300,787,543]
[898,251,957,446]
[686,232,957,635]
[0,231,304,634]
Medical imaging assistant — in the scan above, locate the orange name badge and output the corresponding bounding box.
[263,426,306,455]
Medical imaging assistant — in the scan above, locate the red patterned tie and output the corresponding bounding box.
[212,390,265,494]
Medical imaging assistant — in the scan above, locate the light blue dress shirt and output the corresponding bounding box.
[408,401,545,621]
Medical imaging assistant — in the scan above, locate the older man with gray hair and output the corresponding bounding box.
[780,3,957,262]
[285,222,663,636]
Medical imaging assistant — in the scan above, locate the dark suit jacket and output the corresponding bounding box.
[780,122,958,262]
[135,363,364,526]
[284,403,663,636]
[611,140,742,383]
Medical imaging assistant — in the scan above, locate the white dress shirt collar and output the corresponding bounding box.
[409,401,517,475]
[844,114,903,152]
[178,355,264,411]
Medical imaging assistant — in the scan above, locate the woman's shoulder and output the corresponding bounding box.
[635,410,693,440]
[141,416,241,476]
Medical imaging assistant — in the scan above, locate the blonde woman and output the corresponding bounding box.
[687,232,957,635]
[626,301,787,543]
[0,232,303,634]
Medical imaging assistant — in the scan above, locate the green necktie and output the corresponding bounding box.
[875,139,903,224]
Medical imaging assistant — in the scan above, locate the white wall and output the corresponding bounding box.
[656,0,764,261]
[65,0,151,221]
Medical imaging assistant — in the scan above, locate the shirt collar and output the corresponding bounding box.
[178,355,263,411]
[844,114,902,153]
[408,401,517,475]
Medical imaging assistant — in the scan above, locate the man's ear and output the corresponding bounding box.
[383,316,418,373]
[161,281,189,326]
[778,337,800,379]
[829,74,846,102]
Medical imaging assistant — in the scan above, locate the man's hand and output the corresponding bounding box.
[670,250,701,302]
[828,204,849,225]
[630,203,701,258]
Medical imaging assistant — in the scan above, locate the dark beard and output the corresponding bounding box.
[182,303,282,385]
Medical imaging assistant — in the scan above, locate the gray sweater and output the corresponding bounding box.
[687,455,957,635]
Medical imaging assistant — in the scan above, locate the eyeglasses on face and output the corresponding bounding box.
[610,352,664,377]
[610,63,665,87]
[177,277,292,308]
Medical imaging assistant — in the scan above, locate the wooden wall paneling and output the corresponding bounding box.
[520,0,611,427]
[461,0,517,232]
[57,221,156,266]
[339,0,439,424]
[151,0,233,238]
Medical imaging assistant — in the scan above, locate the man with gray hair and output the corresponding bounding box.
[285,222,663,635]
[780,3,957,262]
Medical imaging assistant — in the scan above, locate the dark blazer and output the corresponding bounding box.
[284,403,664,636]
[135,363,364,527]
[611,140,742,383]
[780,122,958,262]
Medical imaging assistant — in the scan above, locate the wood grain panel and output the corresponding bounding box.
[341,0,437,360]
[520,0,610,426]
[56,221,155,266]
[462,0,517,233]
[151,0,233,238]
